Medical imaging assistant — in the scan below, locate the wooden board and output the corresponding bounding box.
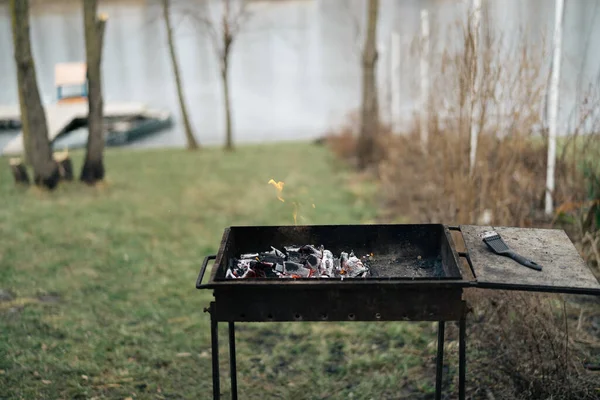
[55,63,87,86]
[461,225,600,295]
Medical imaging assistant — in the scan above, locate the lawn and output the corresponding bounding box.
[0,142,447,399]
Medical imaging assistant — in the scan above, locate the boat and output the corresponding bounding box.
[105,109,172,146]
[52,109,172,151]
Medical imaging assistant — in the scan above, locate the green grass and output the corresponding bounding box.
[0,142,444,399]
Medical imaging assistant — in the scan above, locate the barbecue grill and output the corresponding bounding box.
[196,224,600,400]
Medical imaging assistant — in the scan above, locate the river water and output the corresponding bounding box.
[0,0,599,150]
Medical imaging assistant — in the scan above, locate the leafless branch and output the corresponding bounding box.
[178,0,250,62]
[229,0,250,37]
[185,10,219,48]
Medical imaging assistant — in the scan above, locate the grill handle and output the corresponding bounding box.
[196,255,217,289]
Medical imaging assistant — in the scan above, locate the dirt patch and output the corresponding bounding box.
[37,292,61,303]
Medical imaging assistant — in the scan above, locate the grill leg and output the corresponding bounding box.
[458,316,466,400]
[435,321,445,400]
[210,304,220,400]
[229,322,238,400]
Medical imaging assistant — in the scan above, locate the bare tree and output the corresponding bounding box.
[81,0,107,184]
[357,0,380,170]
[162,0,199,150]
[10,0,59,189]
[187,0,249,151]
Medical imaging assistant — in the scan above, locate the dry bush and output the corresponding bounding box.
[327,6,600,398]
[326,111,392,171]
[375,3,600,230]
[465,290,600,400]
[325,112,360,161]
[376,126,591,228]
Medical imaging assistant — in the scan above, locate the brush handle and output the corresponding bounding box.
[508,252,543,271]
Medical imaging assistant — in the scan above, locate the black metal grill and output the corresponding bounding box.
[196,224,600,400]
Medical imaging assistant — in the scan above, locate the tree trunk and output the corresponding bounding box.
[81,0,107,184]
[9,158,30,185]
[10,0,59,189]
[162,0,199,150]
[54,151,73,181]
[222,60,233,151]
[357,0,380,170]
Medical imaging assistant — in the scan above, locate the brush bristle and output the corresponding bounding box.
[483,235,509,252]
[481,231,498,239]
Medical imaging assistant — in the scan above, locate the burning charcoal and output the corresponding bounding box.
[259,252,285,264]
[254,261,274,270]
[226,269,237,279]
[299,245,320,256]
[271,246,286,259]
[338,252,349,276]
[305,254,321,271]
[263,268,280,278]
[226,258,256,279]
[340,252,348,268]
[284,246,301,254]
[239,259,257,268]
[227,244,371,280]
[282,247,300,262]
[291,266,313,278]
[322,250,335,276]
[283,261,304,271]
[345,254,368,278]
[333,258,341,275]
[240,269,257,278]
[240,253,259,259]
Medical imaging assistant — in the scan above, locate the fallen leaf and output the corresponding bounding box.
[0,369,5,374]
[81,375,88,380]
[42,380,52,384]
[33,371,39,377]
[176,352,191,357]
[41,343,47,351]
[199,351,209,359]
[124,397,133,400]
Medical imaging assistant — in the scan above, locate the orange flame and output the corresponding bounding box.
[268,179,285,202]
[292,202,298,225]
[268,179,314,225]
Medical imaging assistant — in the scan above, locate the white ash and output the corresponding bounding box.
[226,245,371,279]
